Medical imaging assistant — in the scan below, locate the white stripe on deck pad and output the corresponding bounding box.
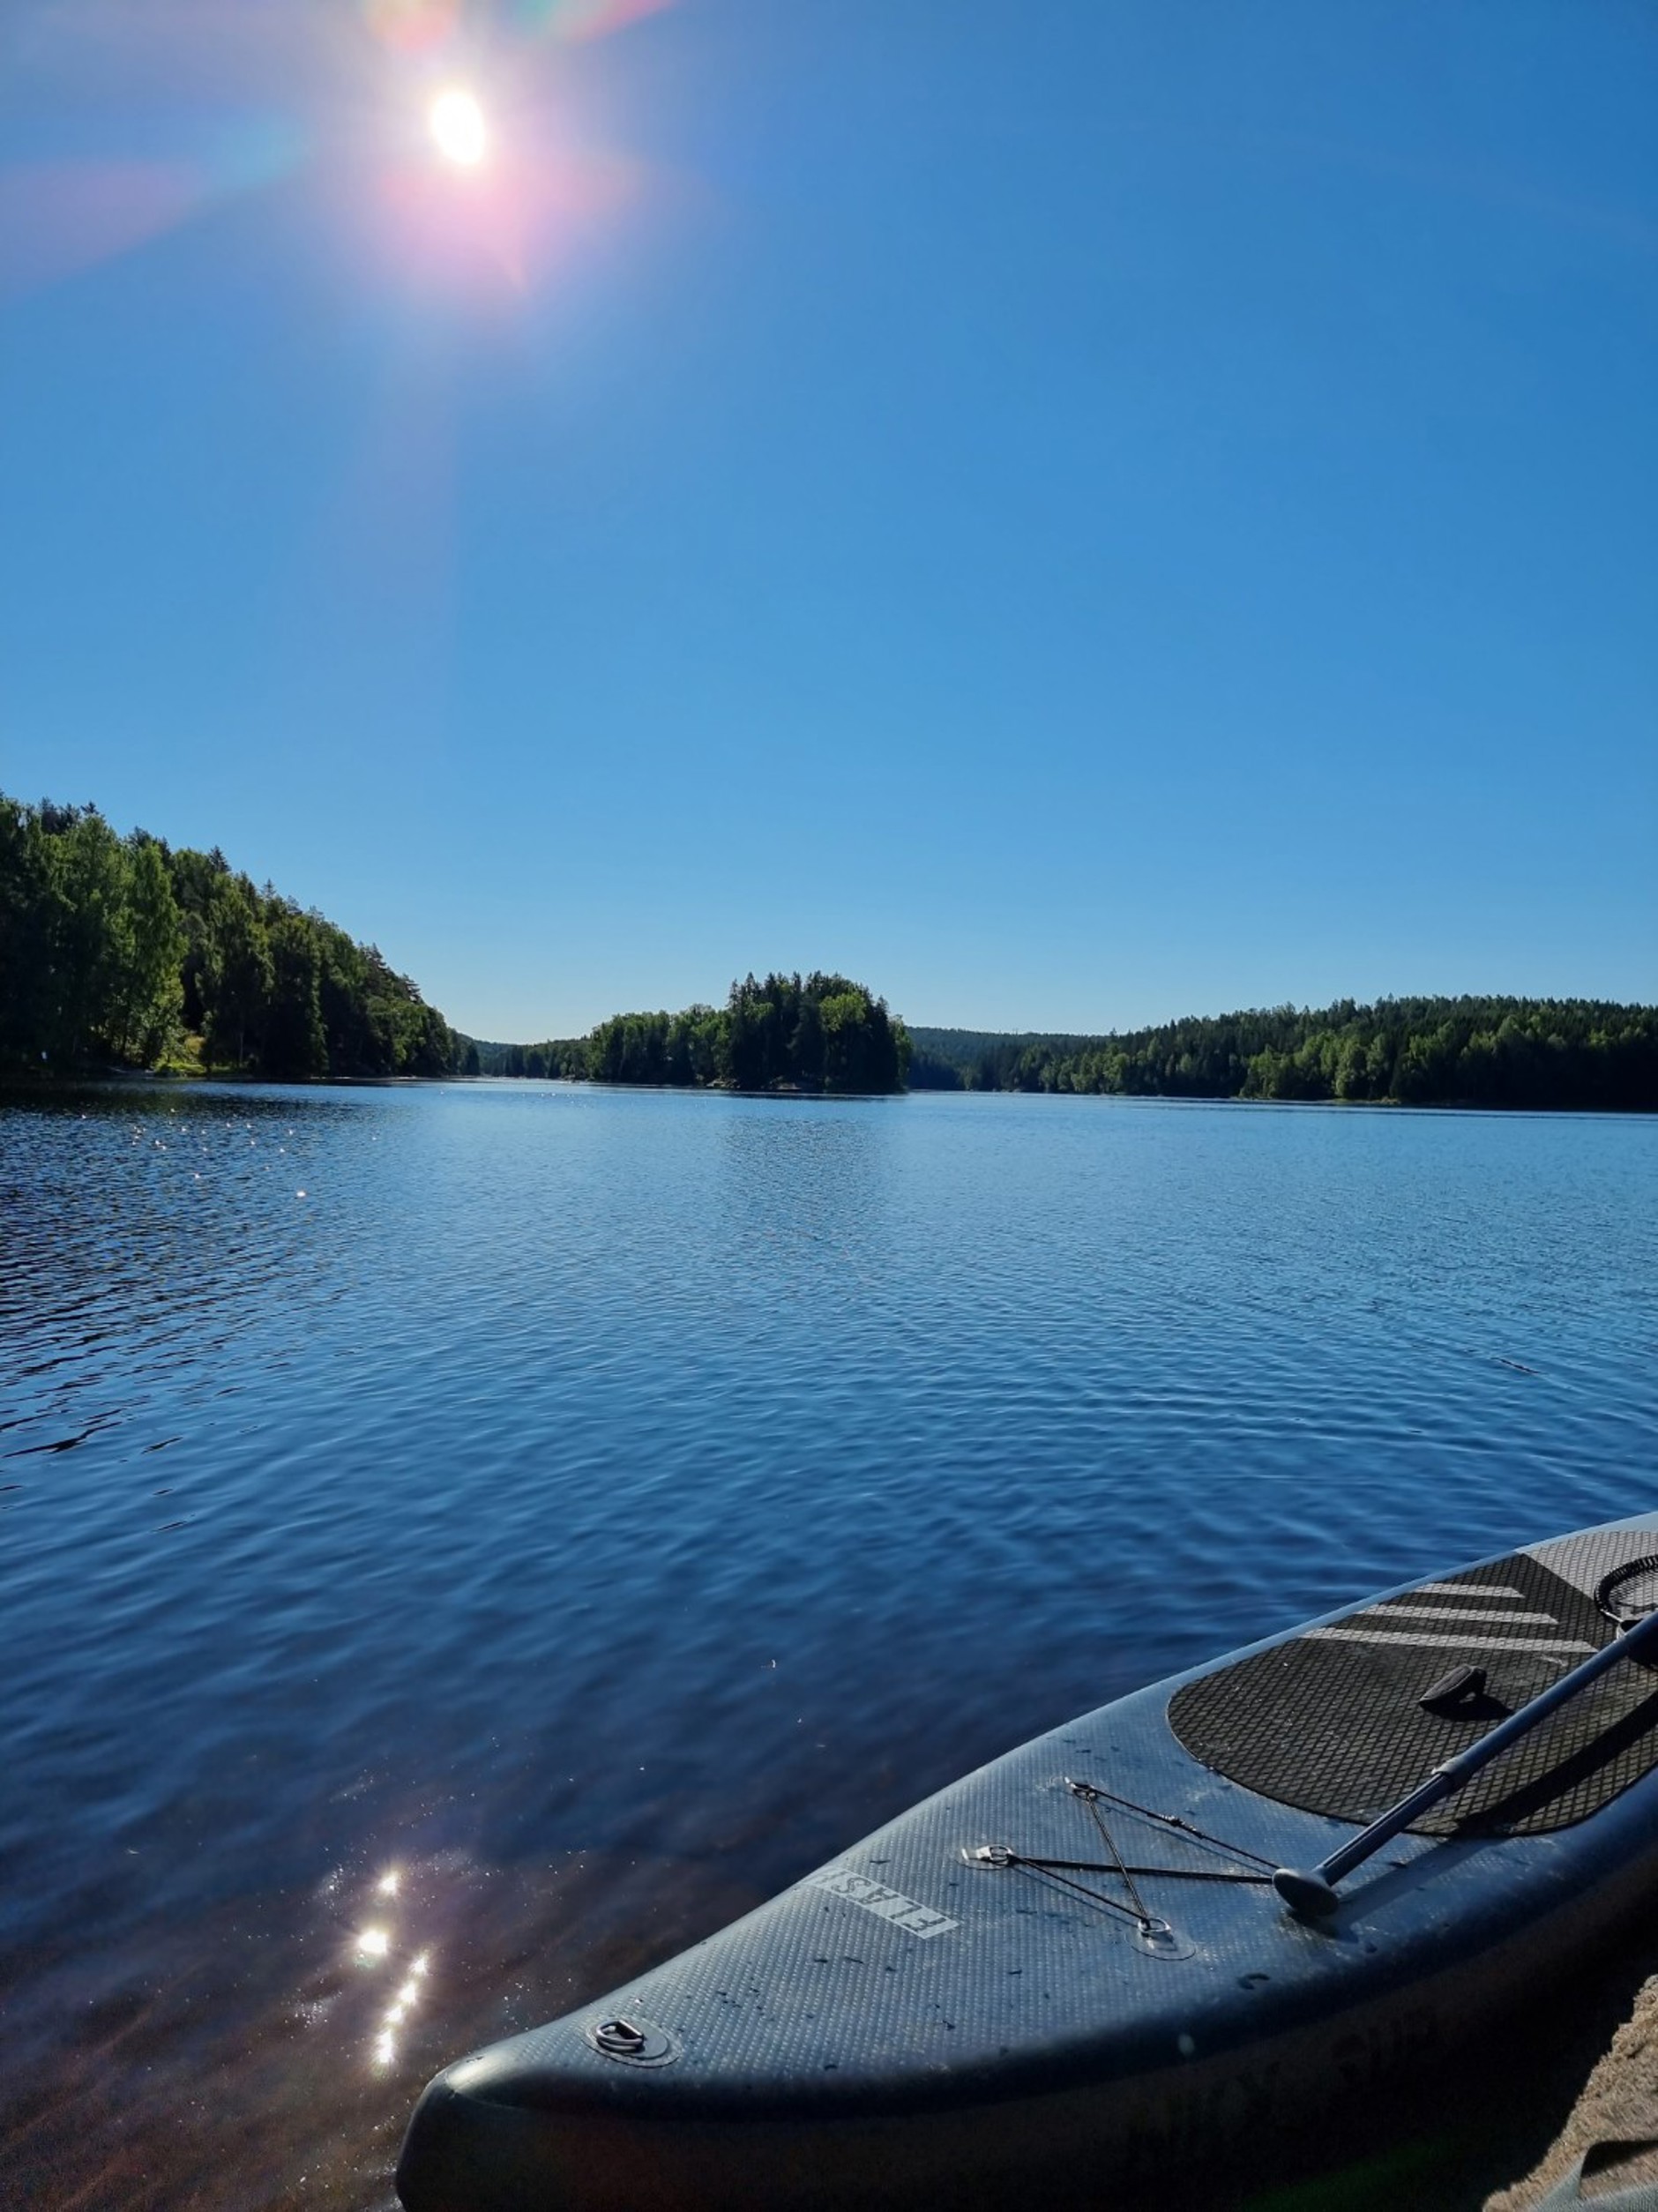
[1415,1582,1524,1598]
[1306,1627,1595,1655]
[1363,1605,1558,1625]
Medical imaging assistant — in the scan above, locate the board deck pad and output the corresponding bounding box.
[1168,1541,1658,1835]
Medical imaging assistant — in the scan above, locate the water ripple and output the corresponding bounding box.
[0,1084,1654,2206]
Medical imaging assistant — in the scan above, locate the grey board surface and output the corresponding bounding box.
[1169,1543,1658,1835]
[397,1513,1658,2211]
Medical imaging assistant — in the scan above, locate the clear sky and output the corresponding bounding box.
[3,0,1654,1041]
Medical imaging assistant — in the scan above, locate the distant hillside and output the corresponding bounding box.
[907,999,1658,1111]
[907,1028,1100,1090]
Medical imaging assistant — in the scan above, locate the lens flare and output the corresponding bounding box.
[367,0,460,51]
[511,0,676,41]
[430,88,488,168]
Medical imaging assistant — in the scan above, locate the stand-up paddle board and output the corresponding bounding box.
[397,1513,1658,2210]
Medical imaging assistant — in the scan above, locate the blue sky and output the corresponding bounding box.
[3,0,1654,1040]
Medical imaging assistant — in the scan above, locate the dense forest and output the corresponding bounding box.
[478,971,910,1095]
[0,795,457,1079]
[908,998,1658,1111]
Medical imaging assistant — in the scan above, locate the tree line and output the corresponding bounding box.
[1,794,457,1079]
[907,998,1658,1111]
[476,972,910,1094]
[8,791,1648,1111]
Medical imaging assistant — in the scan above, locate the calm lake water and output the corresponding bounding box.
[3,1082,1655,2210]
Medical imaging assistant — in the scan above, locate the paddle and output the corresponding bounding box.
[1272,1583,1658,1917]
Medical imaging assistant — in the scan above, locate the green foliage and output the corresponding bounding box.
[262,913,328,1080]
[0,796,64,1063]
[0,798,187,1068]
[118,837,186,1064]
[718,972,907,1094]
[203,872,272,1068]
[908,999,1658,1112]
[0,790,458,1080]
[479,972,910,1095]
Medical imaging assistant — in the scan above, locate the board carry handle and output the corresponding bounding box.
[1272,1602,1658,1917]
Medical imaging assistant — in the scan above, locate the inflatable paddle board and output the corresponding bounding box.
[397,1513,1658,2210]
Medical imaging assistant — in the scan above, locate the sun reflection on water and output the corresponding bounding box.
[347,1868,436,2072]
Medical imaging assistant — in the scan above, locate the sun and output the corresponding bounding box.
[429,88,488,168]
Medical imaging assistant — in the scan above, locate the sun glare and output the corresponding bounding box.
[429,88,488,168]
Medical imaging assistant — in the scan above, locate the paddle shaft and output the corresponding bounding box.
[1276,1603,1658,1914]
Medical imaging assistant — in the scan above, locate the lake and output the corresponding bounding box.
[3,1082,1655,2209]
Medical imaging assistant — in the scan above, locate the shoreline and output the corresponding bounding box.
[1486,1964,1658,2208]
[6,1067,1658,1115]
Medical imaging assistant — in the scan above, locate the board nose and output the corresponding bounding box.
[396,2016,722,2212]
[396,2065,563,2212]
[397,2017,661,2210]
[394,2040,835,2212]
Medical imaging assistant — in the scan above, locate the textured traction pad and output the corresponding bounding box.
[1168,1546,1658,1835]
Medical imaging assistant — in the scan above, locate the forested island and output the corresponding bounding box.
[474,971,911,1095]
[906,999,1658,1112]
[0,795,458,1079]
